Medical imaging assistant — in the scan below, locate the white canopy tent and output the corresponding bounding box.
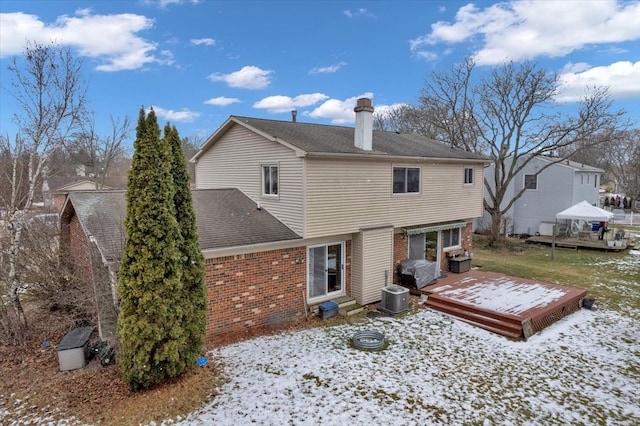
[556,200,614,222]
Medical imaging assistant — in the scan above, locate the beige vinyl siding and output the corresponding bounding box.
[351,227,394,305]
[195,125,304,235]
[304,158,484,238]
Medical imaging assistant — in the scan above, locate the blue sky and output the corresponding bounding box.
[1,0,639,145]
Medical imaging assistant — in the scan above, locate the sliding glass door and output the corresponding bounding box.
[308,242,344,300]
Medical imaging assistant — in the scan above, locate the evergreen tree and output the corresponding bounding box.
[165,123,207,369]
[117,108,187,391]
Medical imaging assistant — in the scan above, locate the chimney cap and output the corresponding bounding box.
[354,97,374,113]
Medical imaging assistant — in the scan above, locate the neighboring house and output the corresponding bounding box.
[43,176,127,212]
[478,156,604,236]
[62,98,488,341]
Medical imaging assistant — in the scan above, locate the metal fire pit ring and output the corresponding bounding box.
[352,330,385,351]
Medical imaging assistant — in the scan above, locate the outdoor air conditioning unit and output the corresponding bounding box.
[380,285,409,314]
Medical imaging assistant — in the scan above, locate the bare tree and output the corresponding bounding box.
[419,58,486,153]
[181,134,204,183]
[417,60,626,245]
[605,129,640,203]
[0,41,87,333]
[373,104,440,138]
[66,114,131,188]
[556,133,610,171]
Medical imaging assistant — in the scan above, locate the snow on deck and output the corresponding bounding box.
[430,276,568,315]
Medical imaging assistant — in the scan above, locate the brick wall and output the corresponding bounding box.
[462,222,474,254]
[204,241,353,342]
[392,232,408,284]
[68,212,93,281]
[441,222,474,273]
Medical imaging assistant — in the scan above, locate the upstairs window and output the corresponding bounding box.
[393,167,420,194]
[524,174,537,190]
[464,167,474,185]
[262,164,278,196]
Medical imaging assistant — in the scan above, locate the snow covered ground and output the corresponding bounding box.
[174,304,640,426]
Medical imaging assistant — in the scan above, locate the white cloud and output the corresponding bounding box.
[309,62,347,75]
[555,61,640,103]
[0,10,162,71]
[204,96,241,106]
[416,51,438,61]
[191,38,215,46]
[308,93,375,124]
[373,102,410,119]
[410,0,640,65]
[156,0,200,8]
[208,66,273,89]
[151,106,201,123]
[343,8,376,19]
[253,94,329,113]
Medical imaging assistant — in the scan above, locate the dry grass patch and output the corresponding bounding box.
[0,303,222,426]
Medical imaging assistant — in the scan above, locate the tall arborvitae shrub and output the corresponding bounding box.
[117,108,187,391]
[165,123,206,368]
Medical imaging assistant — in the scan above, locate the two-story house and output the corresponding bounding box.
[61,98,488,342]
[478,156,604,236]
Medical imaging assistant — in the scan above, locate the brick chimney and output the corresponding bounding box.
[354,98,374,151]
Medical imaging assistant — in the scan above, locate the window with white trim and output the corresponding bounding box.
[262,165,278,196]
[442,228,461,249]
[393,167,420,194]
[464,167,473,185]
[524,174,537,190]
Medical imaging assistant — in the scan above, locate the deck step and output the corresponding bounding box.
[332,296,357,309]
[426,299,523,333]
[340,303,364,316]
[425,298,523,340]
[426,294,523,325]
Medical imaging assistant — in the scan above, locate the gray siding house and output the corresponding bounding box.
[479,156,604,236]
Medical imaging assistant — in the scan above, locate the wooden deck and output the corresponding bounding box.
[412,270,588,340]
[526,235,629,251]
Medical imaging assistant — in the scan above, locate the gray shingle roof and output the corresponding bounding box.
[44,175,128,192]
[537,156,604,173]
[231,116,486,161]
[65,189,300,267]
